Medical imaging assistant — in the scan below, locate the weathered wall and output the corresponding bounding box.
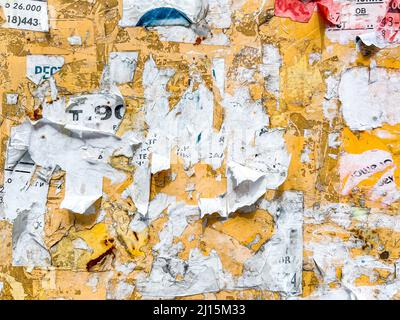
[0,0,400,300]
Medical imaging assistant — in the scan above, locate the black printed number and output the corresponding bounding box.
[95,104,124,120]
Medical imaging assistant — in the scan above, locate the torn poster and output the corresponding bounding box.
[325,0,400,47]
[339,150,395,196]
[130,56,290,218]
[44,91,126,135]
[135,203,233,297]
[339,67,400,131]
[277,0,400,48]
[6,120,139,215]
[339,149,400,205]
[238,191,304,295]
[119,0,234,43]
[119,0,209,28]
[3,0,400,302]
[199,90,291,217]
[1,128,50,267]
[108,52,138,85]
[26,55,64,85]
[274,0,341,24]
[0,0,49,32]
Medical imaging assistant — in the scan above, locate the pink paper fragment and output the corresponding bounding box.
[274,0,341,24]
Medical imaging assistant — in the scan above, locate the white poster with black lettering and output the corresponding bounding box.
[0,0,49,32]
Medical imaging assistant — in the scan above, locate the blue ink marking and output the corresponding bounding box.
[137,7,192,27]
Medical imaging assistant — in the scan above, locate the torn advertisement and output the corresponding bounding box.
[140,56,175,174]
[238,191,303,295]
[41,53,134,135]
[11,184,51,268]
[7,120,139,215]
[339,150,394,195]
[200,89,291,217]
[139,193,303,297]
[274,0,340,24]
[137,203,234,297]
[119,0,234,44]
[339,67,400,131]
[378,0,400,43]
[125,133,158,216]
[370,167,400,205]
[0,0,49,32]
[169,82,216,169]
[144,92,200,172]
[2,152,44,222]
[130,57,290,218]
[26,55,64,85]
[326,0,400,47]
[119,0,209,29]
[260,44,282,110]
[276,0,400,48]
[1,127,50,267]
[326,0,389,41]
[123,161,151,216]
[138,249,231,297]
[339,149,400,204]
[4,0,400,301]
[43,90,126,135]
[108,52,139,85]
[306,235,400,300]
[226,127,291,215]
[134,57,290,218]
[123,56,221,216]
[13,54,138,216]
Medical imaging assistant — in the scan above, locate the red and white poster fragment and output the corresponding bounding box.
[275,0,400,48]
[274,0,341,24]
